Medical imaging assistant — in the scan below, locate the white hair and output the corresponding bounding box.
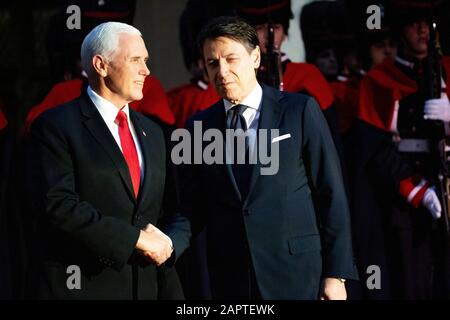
[80,22,142,77]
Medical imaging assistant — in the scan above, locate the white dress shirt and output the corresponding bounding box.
[223,83,263,161]
[87,86,144,180]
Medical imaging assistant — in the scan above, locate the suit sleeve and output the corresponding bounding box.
[301,97,358,280]
[322,105,348,187]
[29,115,140,272]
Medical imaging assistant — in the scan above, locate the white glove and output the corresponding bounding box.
[422,187,442,219]
[423,96,450,122]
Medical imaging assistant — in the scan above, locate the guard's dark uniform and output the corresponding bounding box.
[349,55,450,299]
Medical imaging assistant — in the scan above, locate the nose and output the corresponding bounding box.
[141,61,150,77]
[329,54,337,64]
[217,59,229,78]
[418,21,429,35]
[385,46,394,56]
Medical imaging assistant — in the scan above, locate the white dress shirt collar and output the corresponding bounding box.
[87,86,131,122]
[223,83,262,163]
[86,86,144,177]
[223,82,262,128]
[223,82,262,113]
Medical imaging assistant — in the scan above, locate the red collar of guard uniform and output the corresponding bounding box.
[358,56,450,131]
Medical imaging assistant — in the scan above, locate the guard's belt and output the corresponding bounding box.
[397,139,430,153]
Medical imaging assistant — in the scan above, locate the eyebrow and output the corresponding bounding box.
[206,53,238,59]
[129,56,149,61]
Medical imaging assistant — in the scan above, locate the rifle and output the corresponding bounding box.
[425,18,450,298]
[425,20,442,99]
[257,22,284,91]
[425,19,450,234]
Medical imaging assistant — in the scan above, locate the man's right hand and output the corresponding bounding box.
[135,224,173,266]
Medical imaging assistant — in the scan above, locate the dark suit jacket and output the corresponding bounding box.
[167,84,358,299]
[27,93,182,299]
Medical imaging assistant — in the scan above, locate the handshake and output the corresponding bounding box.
[135,224,174,266]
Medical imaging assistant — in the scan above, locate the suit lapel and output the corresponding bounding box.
[244,85,283,207]
[204,101,243,202]
[80,94,136,203]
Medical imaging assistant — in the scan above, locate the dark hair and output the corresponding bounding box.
[197,16,260,56]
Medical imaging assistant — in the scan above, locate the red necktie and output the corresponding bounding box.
[115,110,140,198]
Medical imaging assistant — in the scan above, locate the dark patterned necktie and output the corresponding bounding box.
[227,104,247,131]
[226,104,252,200]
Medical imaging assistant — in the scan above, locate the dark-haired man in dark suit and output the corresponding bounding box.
[167,16,357,300]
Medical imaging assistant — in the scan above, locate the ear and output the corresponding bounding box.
[199,59,211,82]
[197,57,205,69]
[251,45,261,69]
[92,55,109,78]
[204,65,212,83]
